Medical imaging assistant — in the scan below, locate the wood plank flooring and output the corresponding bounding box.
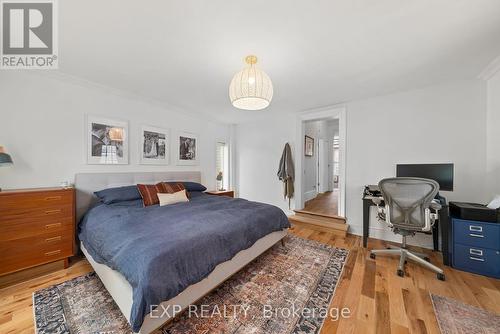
[1,228,499,334]
[304,190,339,216]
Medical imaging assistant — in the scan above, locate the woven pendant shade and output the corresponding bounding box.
[229,55,273,110]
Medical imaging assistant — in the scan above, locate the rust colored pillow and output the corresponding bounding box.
[137,183,167,207]
[163,182,191,198]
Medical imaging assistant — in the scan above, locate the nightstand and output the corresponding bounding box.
[205,190,234,198]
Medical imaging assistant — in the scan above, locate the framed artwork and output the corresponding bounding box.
[87,116,128,164]
[140,125,169,165]
[305,135,314,157]
[177,131,198,165]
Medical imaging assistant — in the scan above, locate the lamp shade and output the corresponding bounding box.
[229,55,273,111]
[0,146,13,166]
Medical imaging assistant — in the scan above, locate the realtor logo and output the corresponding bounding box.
[1,0,58,69]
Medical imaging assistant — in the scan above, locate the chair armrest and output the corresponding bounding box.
[426,200,442,230]
[430,200,442,211]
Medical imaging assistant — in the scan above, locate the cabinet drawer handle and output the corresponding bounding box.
[469,248,483,256]
[45,236,62,243]
[45,250,61,256]
[469,233,484,238]
[45,196,61,201]
[469,225,482,232]
[45,209,61,215]
[469,256,485,262]
[45,222,62,229]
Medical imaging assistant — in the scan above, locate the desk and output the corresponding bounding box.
[362,195,450,265]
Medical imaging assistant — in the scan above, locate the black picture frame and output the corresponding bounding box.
[304,135,314,157]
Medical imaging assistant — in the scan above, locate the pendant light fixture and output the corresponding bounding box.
[229,55,273,110]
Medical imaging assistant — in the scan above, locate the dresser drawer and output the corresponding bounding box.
[0,231,73,275]
[0,217,73,241]
[0,190,72,212]
[453,218,500,249]
[0,204,73,222]
[453,243,500,278]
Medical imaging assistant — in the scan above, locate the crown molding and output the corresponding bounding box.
[478,55,500,81]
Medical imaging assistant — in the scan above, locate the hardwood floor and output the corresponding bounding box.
[304,190,339,216]
[1,228,499,334]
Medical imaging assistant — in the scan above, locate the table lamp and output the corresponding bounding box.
[0,146,13,192]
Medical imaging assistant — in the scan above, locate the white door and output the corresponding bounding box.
[317,139,329,193]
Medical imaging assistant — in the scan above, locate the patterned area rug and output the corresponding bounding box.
[33,235,348,334]
[431,294,500,334]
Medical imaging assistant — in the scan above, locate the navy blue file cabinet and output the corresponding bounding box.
[452,218,500,278]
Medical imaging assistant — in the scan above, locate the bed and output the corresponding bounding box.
[75,172,290,333]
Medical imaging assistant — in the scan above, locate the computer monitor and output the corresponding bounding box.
[396,163,454,191]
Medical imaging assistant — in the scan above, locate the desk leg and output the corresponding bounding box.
[440,207,450,266]
[432,223,439,251]
[363,200,370,248]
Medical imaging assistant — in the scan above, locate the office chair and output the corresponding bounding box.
[369,177,445,280]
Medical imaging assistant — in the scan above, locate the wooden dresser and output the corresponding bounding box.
[0,187,75,276]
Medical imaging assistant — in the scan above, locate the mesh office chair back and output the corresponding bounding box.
[379,177,439,232]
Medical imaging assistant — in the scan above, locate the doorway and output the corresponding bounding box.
[295,106,346,218]
[302,119,339,216]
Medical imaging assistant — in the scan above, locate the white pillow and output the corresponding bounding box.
[487,195,500,209]
[158,190,189,206]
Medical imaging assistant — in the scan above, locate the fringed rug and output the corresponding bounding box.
[431,294,500,334]
[33,235,348,334]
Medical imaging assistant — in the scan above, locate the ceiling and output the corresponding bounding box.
[57,0,500,123]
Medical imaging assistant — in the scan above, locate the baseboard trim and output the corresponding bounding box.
[303,190,318,202]
[348,225,434,249]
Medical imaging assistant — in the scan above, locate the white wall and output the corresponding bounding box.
[236,79,488,247]
[235,114,295,214]
[303,121,320,200]
[346,79,487,246]
[0,72,229,190]
[486,70,500,199]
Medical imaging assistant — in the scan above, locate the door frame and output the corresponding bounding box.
[295,105,347,217]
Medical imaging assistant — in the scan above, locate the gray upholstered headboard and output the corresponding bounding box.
[75,171,201,221]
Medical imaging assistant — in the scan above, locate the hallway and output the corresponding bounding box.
[303,190,339,216]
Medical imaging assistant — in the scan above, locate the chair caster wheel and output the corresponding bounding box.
[397,269,405,277]
[370,253,376,259]
[437,273,445,281]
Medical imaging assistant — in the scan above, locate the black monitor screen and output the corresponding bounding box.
[396,163,454,191]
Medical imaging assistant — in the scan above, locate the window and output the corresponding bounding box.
[332,136,340,188]
[216,141,229,190]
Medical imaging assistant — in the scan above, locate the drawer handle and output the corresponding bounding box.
[45,236,62,243]
[45,222,62,229]
[469,256,485,262]
[469,248,483,256]
[469,233,484,238]
[45,196,61,201]
[469,225,483,232]
[45,250,61,256]
[45,209,61,215]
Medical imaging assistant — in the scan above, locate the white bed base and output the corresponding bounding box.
[81,229,287,334]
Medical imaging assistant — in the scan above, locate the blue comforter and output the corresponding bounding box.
[78,192,290,332]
